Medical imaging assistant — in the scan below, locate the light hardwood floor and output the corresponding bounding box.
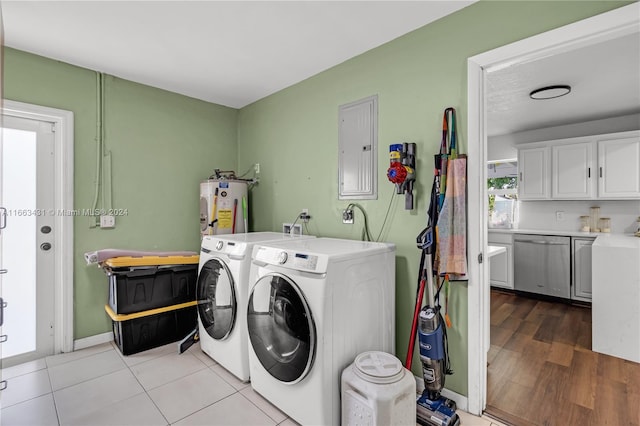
[486,289,640,426]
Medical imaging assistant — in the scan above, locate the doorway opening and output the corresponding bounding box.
[466,2,640,419]
[1,100,74,368]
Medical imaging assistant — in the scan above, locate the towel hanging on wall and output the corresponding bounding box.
[434,108,468,280]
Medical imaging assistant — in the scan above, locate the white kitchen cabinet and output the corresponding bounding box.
[518,146,550,200]
[488,232,513,289]
[572,237,594,302]
[552,142,594,199]
[597,136,640,198]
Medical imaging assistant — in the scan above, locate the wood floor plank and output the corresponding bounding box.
[566,402,593,426]
[565,349,598,409]
[532,316,559,344]
[593,380,629,426]
[491,302,517,327]
[529,361,570,426]
[574,319,592,351]
[597,352,628,384]
[509,296,537,320]
[552,306,581,346]
[512,338,551,388]
[547,341,574,367]
[628,390,640,426]
[515,319,539,337]
[625,360,640,395]
[503,331,529,353]
[491,325,515,347]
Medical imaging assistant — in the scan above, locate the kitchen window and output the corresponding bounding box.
[488,161,519,228]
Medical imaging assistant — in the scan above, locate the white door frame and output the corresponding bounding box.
[1,100,74,354]
[466,3,640,415]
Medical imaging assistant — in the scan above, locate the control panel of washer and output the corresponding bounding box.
[255,247,321,272]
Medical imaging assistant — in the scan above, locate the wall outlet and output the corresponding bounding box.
[283,223,303,235]
[100,215,115,228]
[555,211,565,221]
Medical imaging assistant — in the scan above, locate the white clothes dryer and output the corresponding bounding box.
[197,232,315,382]
[247,237,396,425]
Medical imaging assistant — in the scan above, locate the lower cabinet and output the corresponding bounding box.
[488,232,513,290]
[572,237,595,302]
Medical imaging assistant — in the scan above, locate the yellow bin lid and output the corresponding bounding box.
[105,300,197,322]
[103,255,199,268]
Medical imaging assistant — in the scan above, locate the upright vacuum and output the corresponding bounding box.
[413,228,460,426]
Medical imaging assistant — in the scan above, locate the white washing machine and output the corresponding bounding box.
[247,237,396,425]
[197,232,315,382]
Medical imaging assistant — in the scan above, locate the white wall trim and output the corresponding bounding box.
[465,2,640,416]
[2,99,75,354]
[73,332,114,351]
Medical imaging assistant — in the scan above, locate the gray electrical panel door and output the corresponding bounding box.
[338,95,378,200]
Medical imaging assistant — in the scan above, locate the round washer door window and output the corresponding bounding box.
[197,259,236,340]
[247,273,315,384]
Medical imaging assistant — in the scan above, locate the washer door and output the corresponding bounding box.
[197,259,236,340]
[247,273,315,384]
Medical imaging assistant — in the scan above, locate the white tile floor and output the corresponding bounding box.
[1,341,508,426]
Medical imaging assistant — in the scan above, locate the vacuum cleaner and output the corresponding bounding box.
[411,227,460,426]
[416,304,459,426]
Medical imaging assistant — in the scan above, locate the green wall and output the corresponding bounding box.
[3,0,631,397]
[3,47,238,339]
[237,1,631,395]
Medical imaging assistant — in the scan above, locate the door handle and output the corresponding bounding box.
[0,207,6,230]
[0,269,7,274]
[0,298,6,326]
[0,335,7,343]
[0,380,7,391]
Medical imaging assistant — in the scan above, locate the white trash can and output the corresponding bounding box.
[341,351,416,426]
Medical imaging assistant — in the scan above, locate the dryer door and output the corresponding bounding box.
[247,273,315,384]
[197,259,236,340]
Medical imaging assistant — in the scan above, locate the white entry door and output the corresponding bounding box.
[0,115,56,367]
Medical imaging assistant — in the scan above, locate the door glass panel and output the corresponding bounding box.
[1,127,37,359]
[197,259,236,340]
[247,274,315,383]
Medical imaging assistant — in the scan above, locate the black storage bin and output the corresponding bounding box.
[109,303,197,355]
[106,263,198,314]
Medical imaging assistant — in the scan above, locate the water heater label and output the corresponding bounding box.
[217,209,233,229]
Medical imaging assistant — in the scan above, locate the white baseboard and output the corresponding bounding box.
[73,332,114,351]
[414,375,468,412]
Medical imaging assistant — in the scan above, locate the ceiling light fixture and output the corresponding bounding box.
[529,85,571,100]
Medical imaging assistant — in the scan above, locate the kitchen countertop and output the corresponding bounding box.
[592,233,640,248]
[489,228,640,247]
[489,227,601,238]
[487,245,507,258]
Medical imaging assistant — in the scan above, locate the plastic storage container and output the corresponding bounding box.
[341,351,416,426]
[103,255,199,314]
[106,302,197,355]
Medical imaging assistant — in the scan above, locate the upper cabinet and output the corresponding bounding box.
[517,131,640,200]
[518,146,550,200]
[597,136,640,198]
[552,142,594,199]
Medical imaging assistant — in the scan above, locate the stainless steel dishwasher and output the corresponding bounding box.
[513,234,571,299]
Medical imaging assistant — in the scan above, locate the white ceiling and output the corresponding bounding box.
[0,0,476,109]
[3,1,637,134]
[487,32,640,137]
